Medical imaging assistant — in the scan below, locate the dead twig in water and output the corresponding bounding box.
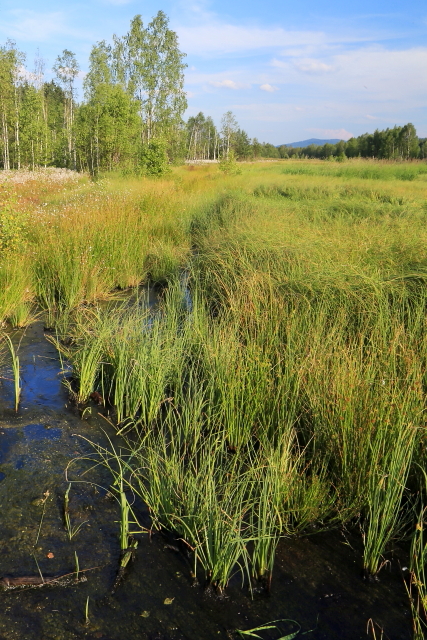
[0,565,101,591]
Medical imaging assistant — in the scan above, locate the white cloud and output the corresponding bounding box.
[366,114,377,119]
[209,79,247,89]
[280,46,318,58]
[186,44,427,132]
[277,56,335,76]
[0,9,94,43]
[294,59,334,74]
[0,10,66,42]
[308,128,354,140]
[175,13,392,57]
[177,24,327,55]
[271,58,290,70]
[260,83,278,92]
[270,46,427,103]
[16,65,35,83]
[328,46,427,101]
[230,103,308,122]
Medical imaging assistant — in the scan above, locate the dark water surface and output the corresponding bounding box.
[0,322,413,640]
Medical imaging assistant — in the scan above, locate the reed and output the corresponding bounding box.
[2,333,21,411]
[85,596,90,625]
[404,469,427,638]
[75,551,80,582]
[362,422,418,578]
[48,306,111,403]
[176,452,253,592]
[248,452,282,588]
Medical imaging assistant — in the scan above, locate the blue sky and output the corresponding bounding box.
[1,0,426,144]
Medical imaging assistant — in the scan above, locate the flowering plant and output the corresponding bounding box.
[0,187,28,254]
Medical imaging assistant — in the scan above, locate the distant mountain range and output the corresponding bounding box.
[280,138,343,148]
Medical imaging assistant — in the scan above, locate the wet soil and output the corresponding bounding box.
[0,321,413,640]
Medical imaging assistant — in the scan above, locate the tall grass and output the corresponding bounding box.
[362,423,418,577]
[12,161,427,603]
[0,173,203,326]
[2,333,21,411]
[0,256,32,325]
[407,477,427,639]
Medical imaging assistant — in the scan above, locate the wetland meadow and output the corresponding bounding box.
[1,159,427,639]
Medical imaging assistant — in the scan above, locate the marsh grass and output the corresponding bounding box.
[248,445,284,587]
[408,524,427,639]
[362,423,418,577]
[281,160,427,181]
[9,302,37,329]
[48,310,108,404]
[0,256,33,325]
[405,471,427,639]
[0,173,202,326]
[11,160,427,604]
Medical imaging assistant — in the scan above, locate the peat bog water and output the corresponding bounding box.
[0,319,414,640]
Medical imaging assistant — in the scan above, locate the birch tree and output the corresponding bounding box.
[221,111,238,158]
[79,41,139,174]
[0,41,24,169]
[187,113,218,161]
[117,12,187,144]
[53,50,79,168]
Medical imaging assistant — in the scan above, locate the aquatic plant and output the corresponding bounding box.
[63,483,88,540]
[85,596,90,625]
[2,333,21,412]
[74,551,80,582]
[235,618,309,639]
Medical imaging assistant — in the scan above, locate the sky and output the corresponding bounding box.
[1,0,426,144]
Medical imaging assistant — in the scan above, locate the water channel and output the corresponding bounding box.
[0,316,413,640]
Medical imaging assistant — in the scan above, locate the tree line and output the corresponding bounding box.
[186,110,286,162]
[276,124,426,161]
[0,19,425,175]
[186,114,426,162]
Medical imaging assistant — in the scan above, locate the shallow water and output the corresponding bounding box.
[0,321,413,640]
